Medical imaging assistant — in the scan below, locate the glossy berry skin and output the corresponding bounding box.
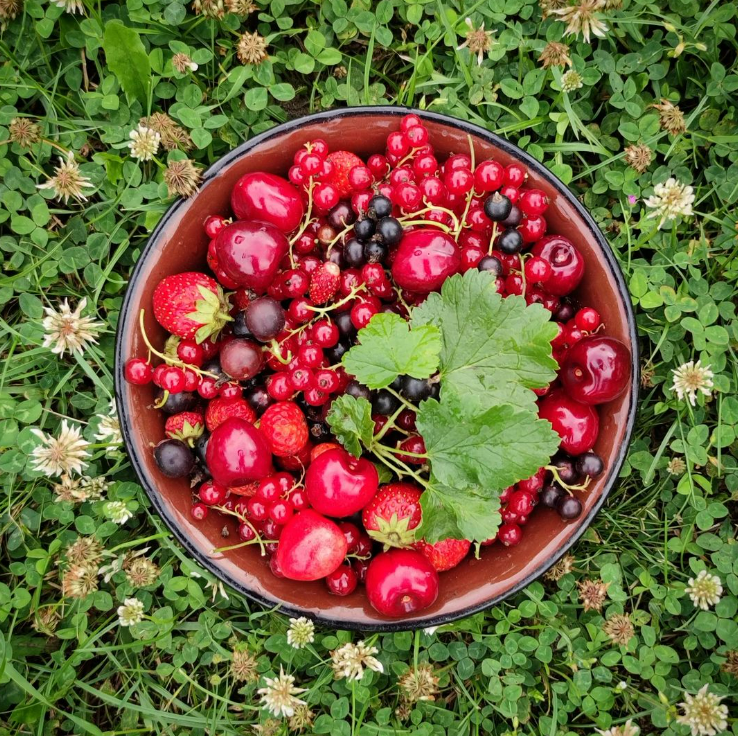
[205,417,273,487]
[575,307,601,331]
[154,439,195,478]
[260,401,309,457]
[216,221,289,293]
[540,483,565,508]
[519,188,549,216]
[392,229,461,293]
[305,447,379,517]
[125,358,154,385]
[484,192,512,221]
[539,389,600,455]
[365,549,439,618]
[531,235,585,296]
[498,523,522,546]
[199,480,227,506]
[474,160,505,192]
[557,494,583,520]
[245,297,285,342]
[575,451,605,478]
[414,538,471,572]
[325,564,358,596]
[275,509,348,581]
[561,336,630,404]
[220,339,264,381]
[231,172,304,232]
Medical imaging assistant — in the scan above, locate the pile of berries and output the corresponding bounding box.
[123,114,630,619]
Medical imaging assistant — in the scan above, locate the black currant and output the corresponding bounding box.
[372,389,400,416]
[364,239,389,264]
[554,300,577,323]
[327,202,356,229]
[552,454,579,484]
[376,216,403,246]
[497,228,524,255]
[354,217,376,242]
[557,494,583,520]
[201,358,225,381]
[368,194,392,219]
[245,296,285,342]
[309,421,331,442]
[154,388,198,415]
[244,384,272,415]
[232,310,252,338]
[327,246,345,268]
[540,483,565,508]
[478,256,502,275]
[195,431,209,465]
[324,340,350,363]
[154,439,195,478]
[344,238,366,268]
[334,311,356,338]
[346,380,371,401]
[575,452,605,478]
[502,204,522,228]
[429,382,441,400]
[401,376,433,402]
[390,375,404,391]
[484,192,513,222]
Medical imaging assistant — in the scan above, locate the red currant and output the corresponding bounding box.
[400,113,422,132]
[413,153,438,178]
[199,481,227,506]
[575,307,601,331]
[498,522,522,546]
[519,215,547,243]
[325,564,358,596]
[504,163,527,187]
[267,373,293,400]
[154,365,186,393]
[367,153,389,178]
[311,319,339,347]
[124,358,154,385]
[524,256,552,283]
[315,369,340,393]
[392,182,422,211]
[405,125,429,147]
[386,131,411,157]
[444,168,474,195]
[474,160,505,192]
[348,165,373,191]
[269,500,294,525]
[297,344,324,369]
[197,375,219,399]
[519,188,549,216]
[190,503,208,521]
[203,215,227,239]
[419,176,446,205]
[289,367,314,391]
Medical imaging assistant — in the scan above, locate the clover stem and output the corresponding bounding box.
[138,309,219,379]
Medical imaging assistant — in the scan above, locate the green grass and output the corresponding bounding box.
[1,0,737,733]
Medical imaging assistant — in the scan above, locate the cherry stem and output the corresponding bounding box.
[138,309,219,379]
[545,465,591,494]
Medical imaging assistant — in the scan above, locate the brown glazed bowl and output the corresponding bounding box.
[115,107,638,631]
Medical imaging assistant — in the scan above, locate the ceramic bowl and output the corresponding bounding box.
[115,107,638,631]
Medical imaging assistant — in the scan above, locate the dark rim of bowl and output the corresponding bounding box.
[115,106,640,632]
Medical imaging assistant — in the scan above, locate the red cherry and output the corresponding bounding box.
[205,417,273,487]
[124,358,154,385]
[231,172,304,233]
[531,235,585,296]
[391,229,461,293]
[560,335,630,404]
[538,389,600,455]
[326,564,358,596]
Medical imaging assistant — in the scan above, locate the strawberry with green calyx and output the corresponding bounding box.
[414,537,471,572]
[361,483,422,550]
[164,411,205,446]
[153,272,232,343]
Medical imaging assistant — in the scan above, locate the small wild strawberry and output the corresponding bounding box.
[309,262,340,304]
[164,411,205,446]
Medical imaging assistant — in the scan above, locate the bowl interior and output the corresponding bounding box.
[116,108,637,630]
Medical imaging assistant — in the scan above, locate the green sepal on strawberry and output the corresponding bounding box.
[361,483,422,550]
[153,272,233,343]
[164,412,205,446]
[325,150,364,198]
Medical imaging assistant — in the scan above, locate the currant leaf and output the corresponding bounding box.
[325,394,374,457]
[412,270,558,414]
[341,312,442,389]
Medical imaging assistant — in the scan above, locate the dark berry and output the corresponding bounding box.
[309,421,331,441]
[552,455,579,484]
[372,389,400,415]
[502,205,522,228]
[354,217,376,242]
[327,247,345,268]
[154,388,198,415]
[368,194,392,219]
[478,256,502,275]
[346,380,371,401]
[376,217,403,246]
[154,439,195,478]
[555,300,577,323]
[484,192,513,222]
[429,382,440,400]
[232,310,252,338]
[334,311,356,338]
[498,228,524,255]
[364,239,389,264]
[245,297,285,342]
[195,431,209,465]
[401,376,433,402]
[540,483,565,508]
[327,202,356,230]
[557,494,583,520]
[575,451,605,478]
[244,384,272,415]
[324,341,350,363]
[344,238,366,268]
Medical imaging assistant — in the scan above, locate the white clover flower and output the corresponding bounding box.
[676,685,729,736]
[172,52,198,73]
[117,597,145,627]
[31,420,90,477]
[128,124,161,161]
[37,152,94,202]
[596,720,639,736]
[671,360,714,406]
[423,626,439,636]
[561,69,584,92]
[685,570,723,611]
[94,399,122,452]
[257,667,307,718]
[553,0,608,43]
[51,0,85,13]
[287,617,315,649]
[456,17,495,65]
[105,501,133,525]
[330,641,383,681]
[644,177,695,228]
[41,297,103,357]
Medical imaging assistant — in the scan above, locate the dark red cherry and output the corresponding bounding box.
[215,221,289,293]
[391,229,461,293]
[538,389,599,455]
[231,172,304,233]
[531,235,584,296]
[560,335,630,404]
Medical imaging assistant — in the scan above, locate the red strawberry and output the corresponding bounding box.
[309,262,340,304]
[259,401,309,457]
[205,397,256,431]
[153,272,232,342]
[362,483,423,550]
[228,480,260,497]
[278,441,313,471]
[164,411,205,446]
[414,538,471,572]
[325,150,364,198]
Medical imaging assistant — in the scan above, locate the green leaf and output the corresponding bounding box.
[417,397,559,504]
[325,395,374,457]
[102,23,151,105]
[342,312,441,389]
[412,271,558,414]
